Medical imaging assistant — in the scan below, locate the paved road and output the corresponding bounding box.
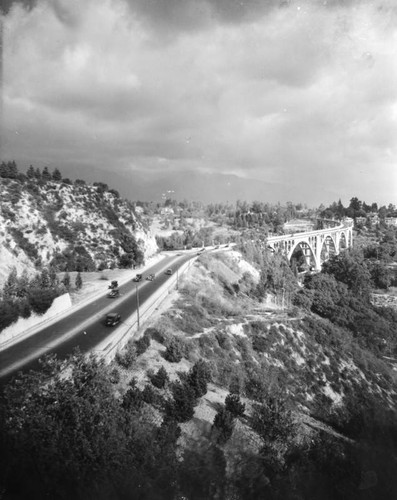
[0,253,193,386]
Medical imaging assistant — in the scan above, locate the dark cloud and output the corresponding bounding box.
[1,0,37,15]
[123,0,282,34]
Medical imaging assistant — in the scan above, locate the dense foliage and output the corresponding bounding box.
[0,267,65,332]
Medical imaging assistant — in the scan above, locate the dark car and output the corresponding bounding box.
[108,280,118,289]
[105,312,121,326]
[165,269,172,275]
[108,289,119,298]
[133,274,143,282]
[146,274,155,281]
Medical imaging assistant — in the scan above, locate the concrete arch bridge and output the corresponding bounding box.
[267,220,353,271]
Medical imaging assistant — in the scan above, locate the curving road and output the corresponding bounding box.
[0,253,193,386]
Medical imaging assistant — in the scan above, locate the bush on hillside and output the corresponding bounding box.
[135,334,151,356]
[186,360,211,398]
[150,366,169,389]
[165,381,196,423]
[212,407,235,445]
[115,342,137,369]
[0,300,20,331]
[225,393,245,418]
[164,336,185,363]
[28,288,59,315]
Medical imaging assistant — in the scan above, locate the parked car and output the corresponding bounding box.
[105,312,121,326]
[165,269,172,275]
[108,280,118,289]
[108,289,119,298]
[133,274,143,282]
[146,274,155,281]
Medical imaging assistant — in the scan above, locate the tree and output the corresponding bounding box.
[41,166,51,181]
[75,272,83,290]
[225,393,245,418]
[186,360,211,398]
[62,271,71,290]
[322,251,372,300]
[250,391,296,444]
[164,336,184,363]
[349,197,362,213]
[52,168,62,181]
[166,381,196,422]
[150,366,169,389]
[28,288,58,315]
[0,353,134,499]
[304,272,347,318]
[26,165,35,179]
[2,267,18,299]
[212,407,235,444]
[40,268,51,289]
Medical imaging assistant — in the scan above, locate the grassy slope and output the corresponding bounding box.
[111,251,397,455]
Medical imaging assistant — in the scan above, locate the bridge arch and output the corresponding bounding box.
[289,240,317,271]
[320,234,337,264]
[267,221,353,271]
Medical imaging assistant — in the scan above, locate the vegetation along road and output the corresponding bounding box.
[0,253,193,385]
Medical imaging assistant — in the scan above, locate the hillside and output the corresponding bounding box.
[0,166,157,286]
[2,249,396,499]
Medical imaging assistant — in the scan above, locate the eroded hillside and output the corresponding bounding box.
[0,173,157,285]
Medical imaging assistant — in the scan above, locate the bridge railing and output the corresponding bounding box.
[267,221,347,244]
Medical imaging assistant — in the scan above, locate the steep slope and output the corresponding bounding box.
[0,176,157,286]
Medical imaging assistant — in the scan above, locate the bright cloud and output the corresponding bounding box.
[2,0,397,204]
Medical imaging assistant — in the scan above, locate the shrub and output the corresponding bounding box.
[122,380,144,411]
[0,300,19,331]
[165,381,196,423]
[225,393,245,418]
[28,288,58,315]
[250,391,296,444]
[135,335,151,356]
[143,326,163,343]
[109,367,120,384]
[115,342,136,369]
[141,385,158,405]
[186,360,211,398]
[164,336,185,363]
[18,299,32,319]
[150,366,169,389]
[212,408,235,444]
[252,335,269,353]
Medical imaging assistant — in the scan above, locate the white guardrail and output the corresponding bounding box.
[92,256,198,363]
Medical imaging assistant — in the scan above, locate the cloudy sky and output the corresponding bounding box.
[1,0,396,205]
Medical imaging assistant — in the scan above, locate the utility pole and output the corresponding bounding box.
[176,267,179,290]
[136,283,140,329]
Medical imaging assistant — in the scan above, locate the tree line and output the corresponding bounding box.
[0,267,82,333]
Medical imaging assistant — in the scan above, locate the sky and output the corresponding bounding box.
[1,0,396,206]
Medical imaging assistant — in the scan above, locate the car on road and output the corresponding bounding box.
[133,274,143,282]
[108,280,118,289]
[165,269,173,275]
[146,273,155,281]
[105,312,121,326]
[108,289,119,298]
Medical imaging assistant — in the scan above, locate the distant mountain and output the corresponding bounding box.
[0,166,157,285]
[81,168,338,205]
